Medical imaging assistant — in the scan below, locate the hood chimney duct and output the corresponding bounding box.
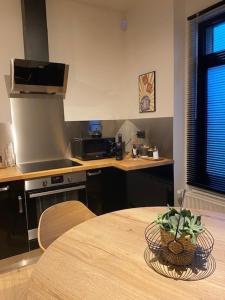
[21,0,49,61]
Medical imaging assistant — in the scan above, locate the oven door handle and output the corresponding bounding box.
[28,185,86,198]
[87,170,102,176]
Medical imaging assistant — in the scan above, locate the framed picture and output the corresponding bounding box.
[138,71,156,113]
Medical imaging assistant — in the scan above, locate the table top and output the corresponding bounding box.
[27,207,225,300]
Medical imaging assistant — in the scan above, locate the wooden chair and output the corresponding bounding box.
[38,201,96,251]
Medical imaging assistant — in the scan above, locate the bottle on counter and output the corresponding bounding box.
[115,134,123,160]
[0,155,4,168]
[131,144,138,159]
[153,146,159,160]
[136,130,145,155]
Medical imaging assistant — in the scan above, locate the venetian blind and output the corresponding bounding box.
[187,4,225,194]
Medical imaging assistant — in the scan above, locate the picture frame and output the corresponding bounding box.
[138,71,156,113]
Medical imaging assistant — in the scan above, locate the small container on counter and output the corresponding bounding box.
[140,145,149,157]
[147,147,153,158]
[153,146,159,159]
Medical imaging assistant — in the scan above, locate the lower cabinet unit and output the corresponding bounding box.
[86,164,174,215]
[125,164,174,208]
[0,180,29,259]
[86,169,105,215]
[86,168,126,215]
[101,167,126,213]
[0,163,174,259]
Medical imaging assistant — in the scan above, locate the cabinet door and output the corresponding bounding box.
[102,168,126,213]
[126,165,174,208]
[86,168,126,215]
[0,181,29,259]
[86,169,104,215]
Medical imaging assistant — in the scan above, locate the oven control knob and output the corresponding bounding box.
[42,180,48,187]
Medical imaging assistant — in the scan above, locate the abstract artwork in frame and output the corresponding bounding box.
[138,71,156,113]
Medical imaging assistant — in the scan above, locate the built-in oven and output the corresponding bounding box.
[25,171,87,250]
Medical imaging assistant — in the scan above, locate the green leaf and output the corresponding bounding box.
[156,207,204,245]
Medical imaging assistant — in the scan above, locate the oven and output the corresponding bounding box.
[25,171,87,250]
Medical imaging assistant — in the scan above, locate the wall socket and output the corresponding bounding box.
[136,130,145,138]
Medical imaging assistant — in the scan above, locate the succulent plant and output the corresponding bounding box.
[156,207,204,244]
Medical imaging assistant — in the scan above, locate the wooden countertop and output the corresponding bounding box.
[27,207,225,299]
[0,156,173,183]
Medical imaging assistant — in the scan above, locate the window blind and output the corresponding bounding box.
[187,5,225,195]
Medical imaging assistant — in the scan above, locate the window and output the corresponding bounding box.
[187,11,225,194]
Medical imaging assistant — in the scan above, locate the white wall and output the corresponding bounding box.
[0,0,24,123]
[46,0,175,121]
[124,0,174,119]
[0,0,220,124]
[46,0,125,121]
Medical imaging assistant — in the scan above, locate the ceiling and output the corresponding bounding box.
[73,0,138,12]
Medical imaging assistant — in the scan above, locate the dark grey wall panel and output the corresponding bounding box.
[130,118,173,159]
[66,117,173,159]
[21,0,49,61]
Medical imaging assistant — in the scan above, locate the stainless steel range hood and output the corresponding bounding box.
[10,58,69,98]
[9,0,69,164]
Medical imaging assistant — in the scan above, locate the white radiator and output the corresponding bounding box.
[184,189,225,213]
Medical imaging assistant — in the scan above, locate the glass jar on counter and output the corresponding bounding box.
[147,147,153,158]
[140,145,149,157]
[153,146,159,159]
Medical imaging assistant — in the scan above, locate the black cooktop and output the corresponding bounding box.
[17,159,81,173]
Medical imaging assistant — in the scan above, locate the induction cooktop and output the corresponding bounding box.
[17,159,81,173]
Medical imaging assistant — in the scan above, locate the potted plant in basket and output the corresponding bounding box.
[156,207,204,266]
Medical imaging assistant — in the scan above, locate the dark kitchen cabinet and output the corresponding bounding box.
[101,168,126,213]
[86,168,126,215]
[125,164,174,208]
[0,180,29,259]
[87,164,174,215]
[86,169,104,215]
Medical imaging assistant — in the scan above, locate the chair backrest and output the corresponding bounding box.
[38,201,96,250]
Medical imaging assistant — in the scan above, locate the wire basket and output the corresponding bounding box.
[145,222,214,267]
[144,247,216,281]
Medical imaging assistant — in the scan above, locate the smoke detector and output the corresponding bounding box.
[120,18,128,31]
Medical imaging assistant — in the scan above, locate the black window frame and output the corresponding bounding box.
[187,12,225,195]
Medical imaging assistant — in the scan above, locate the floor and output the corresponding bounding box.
[0,249,42,300]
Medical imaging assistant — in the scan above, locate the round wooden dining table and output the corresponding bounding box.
[27,207,225,300]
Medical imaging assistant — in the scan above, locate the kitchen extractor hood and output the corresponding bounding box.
[10,58,69,97]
